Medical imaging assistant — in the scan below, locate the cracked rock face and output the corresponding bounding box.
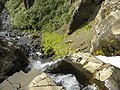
[68,0,104,34]
[69,52,120,90]
[90,0,120,55]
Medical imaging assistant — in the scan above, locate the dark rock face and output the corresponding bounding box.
[0,8,42,83]
[68,0,104,34]
[0,0,6,10]
[0,37,29,83]
[24,0,35,9]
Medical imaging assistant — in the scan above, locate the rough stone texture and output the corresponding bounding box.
[46,52,120,90]
[0,0,6,10]
[105,68,120,90]
[69,52,120,90]
[0,69,64,90]
[0,37,29,83]
[49,74,82,90]
[90,0,120,55]
[68,0,103,34]
[112,19,120,35]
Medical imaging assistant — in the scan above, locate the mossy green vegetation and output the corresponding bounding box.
[5,0,74,31]
[94,49,105,56]
[42,31,74,59]
[5,0,94,59]
[42,21,93,59]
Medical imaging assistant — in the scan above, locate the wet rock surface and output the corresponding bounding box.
[48,74,82,90]
[0,9,10,31]
[1,51,120,90]
[0,8,42,83]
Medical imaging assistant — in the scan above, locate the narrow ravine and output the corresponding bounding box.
[0,0,120,90]
[0,8,99,90]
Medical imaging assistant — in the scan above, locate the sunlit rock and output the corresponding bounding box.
[0,69,64,90]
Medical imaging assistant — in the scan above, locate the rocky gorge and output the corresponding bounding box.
[0,0,120,90]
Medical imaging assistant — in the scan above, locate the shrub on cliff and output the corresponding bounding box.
[5,0,74,31]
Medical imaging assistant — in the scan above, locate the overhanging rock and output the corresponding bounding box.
[46,52,120,90]
[67,52,120,90]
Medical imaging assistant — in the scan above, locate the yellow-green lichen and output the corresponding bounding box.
[94,49,105,56]
[42,31,74,59]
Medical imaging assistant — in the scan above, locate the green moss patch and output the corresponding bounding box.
[94,49,105,56]
[42,21,93,59]
[42,31,74,59]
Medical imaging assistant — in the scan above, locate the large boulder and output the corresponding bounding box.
[45,52,120,90]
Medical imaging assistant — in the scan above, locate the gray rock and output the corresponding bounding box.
[90,0,120,56]
[0,37,29,83]
[0,9,11,31]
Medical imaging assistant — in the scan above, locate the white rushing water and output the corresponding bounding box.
[28,58,63,71]
[96,55,120,69]
[28,59,82,90]
[28,59,99,90]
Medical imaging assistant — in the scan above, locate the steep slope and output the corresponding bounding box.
[5,0,120,58]
[5,0,74,31]
[91,0,120,56]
